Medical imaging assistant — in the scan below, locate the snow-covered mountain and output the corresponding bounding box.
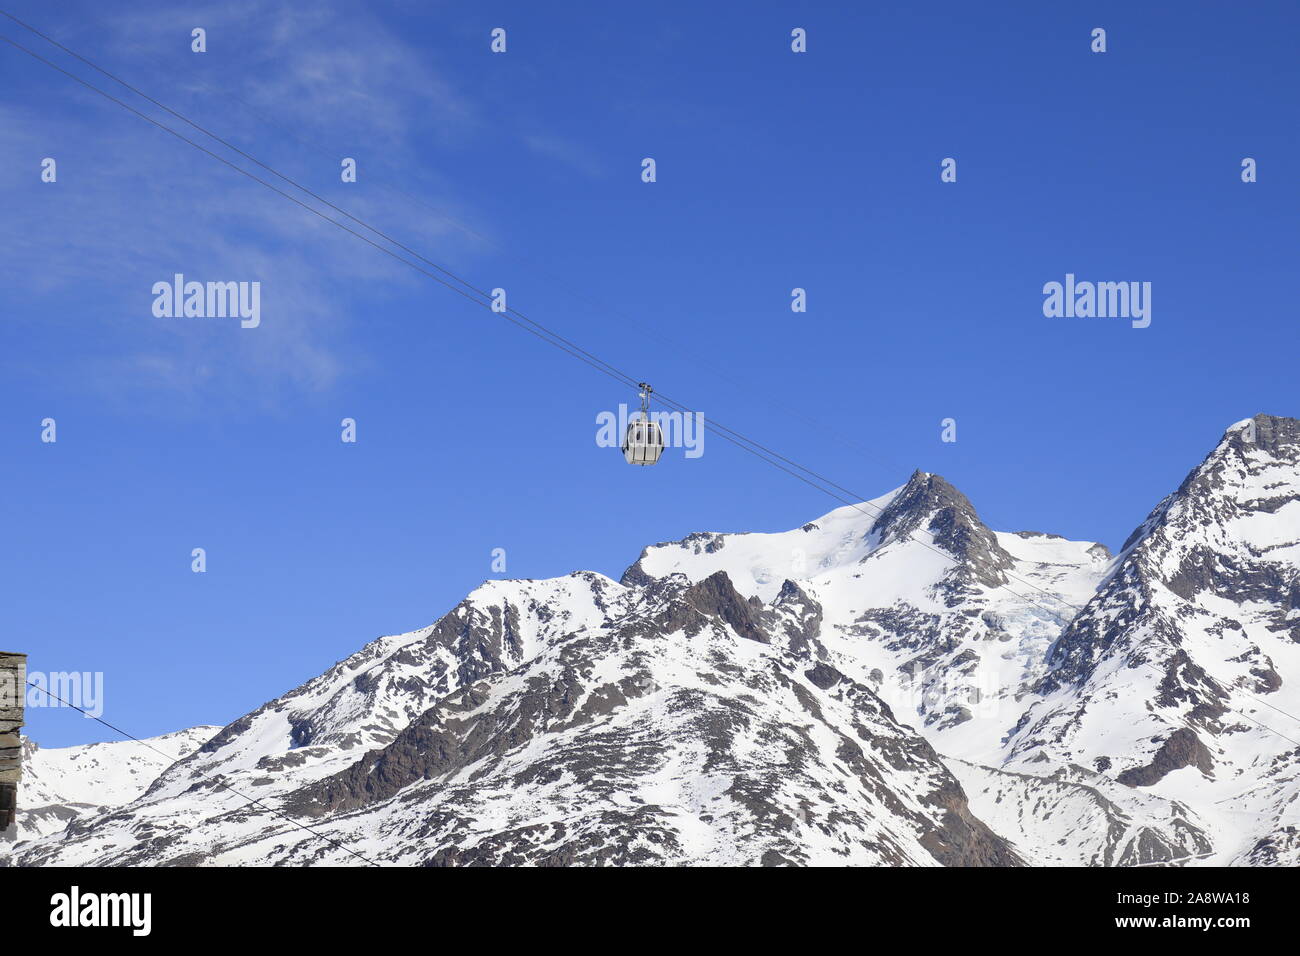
[1008,414,1300,864]
[1,727,218,846]
[9,413,1299,867]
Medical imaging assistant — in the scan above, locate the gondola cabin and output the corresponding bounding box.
[623,416,665,465]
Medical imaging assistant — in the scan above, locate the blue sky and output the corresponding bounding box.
[3,0,1296,746]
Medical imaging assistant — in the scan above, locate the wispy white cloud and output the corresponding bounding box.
[93,0,480,151]
[0,1,489,407]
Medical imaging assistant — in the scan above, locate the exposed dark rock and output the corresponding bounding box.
[1117,729,1215,787]
[683,571,769,644]
[804,663,843,690]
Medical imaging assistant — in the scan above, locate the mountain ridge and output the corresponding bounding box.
[7,413,1299,867]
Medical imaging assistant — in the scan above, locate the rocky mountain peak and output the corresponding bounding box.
[1165,413,1300,513]
[1219,413,1300,460]
[1040,420,1300,690]
[1109,414,1300,605]
[869,470,1014,589]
